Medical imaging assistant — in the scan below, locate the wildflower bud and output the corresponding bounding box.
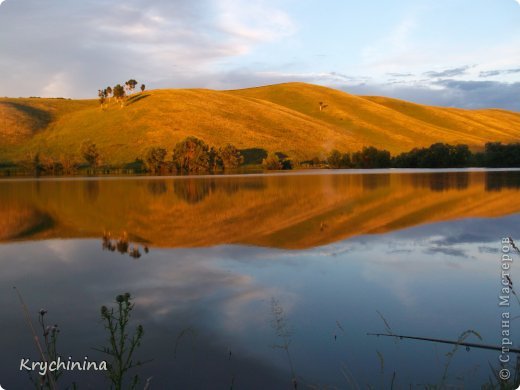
[124,292,131,300]
[101,305,108,317]
[116,295,124,303]
[39,309,47,316]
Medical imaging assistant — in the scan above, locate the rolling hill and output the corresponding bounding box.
[1,82,519,165]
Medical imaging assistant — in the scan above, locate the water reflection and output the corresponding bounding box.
[172,178,217,204]
[1,170,520,249]
[410,171,469,191]
[147,180,167,196]
[485,170,520,191]
[361,173,390,190]
[84,180,100,202]
[102,231,150,258]
[1,214,519,388]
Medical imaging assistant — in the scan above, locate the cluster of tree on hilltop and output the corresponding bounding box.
[324,142,520,169]
[98,79,145,108]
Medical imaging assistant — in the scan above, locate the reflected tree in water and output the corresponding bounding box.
[84,180,100,202]
[362,174,391,190]
[147,180,167,196]
[485,171,520,191]
[410,172,470,192]
[173,179,216,204]
[102,231,149,259]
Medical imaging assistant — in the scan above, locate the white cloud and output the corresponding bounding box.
[215,0,295,43]
[0,0,296,98]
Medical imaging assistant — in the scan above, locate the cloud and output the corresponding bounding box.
[479,68,520,77]
[430,233,490,246]
[343,79,520,111]
[214,0,295,43]
[424,247,467,257]
[423,66,471,78]
[387,72,414,77]
[0,0,295,98]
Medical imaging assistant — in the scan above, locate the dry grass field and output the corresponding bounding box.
[1,82,519,165]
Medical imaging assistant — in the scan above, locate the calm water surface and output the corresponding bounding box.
[1,170,520,389]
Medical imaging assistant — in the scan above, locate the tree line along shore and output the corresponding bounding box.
[1,138,520,177]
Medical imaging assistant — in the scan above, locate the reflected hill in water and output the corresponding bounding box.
[1,171,519,249]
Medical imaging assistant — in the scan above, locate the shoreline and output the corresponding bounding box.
[1,167,520,182]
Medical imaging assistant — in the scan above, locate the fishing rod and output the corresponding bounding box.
[367,333,520,354]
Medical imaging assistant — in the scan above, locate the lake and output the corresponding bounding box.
[1,169,520,389]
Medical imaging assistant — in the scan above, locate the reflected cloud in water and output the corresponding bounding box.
[1,171,520,388]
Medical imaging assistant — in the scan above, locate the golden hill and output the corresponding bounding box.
[1,82,519,164]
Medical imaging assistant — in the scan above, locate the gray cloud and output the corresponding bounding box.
[479,68,520,77]
[199,69,520,111]
[424,247,467,257]
[235,66,520,111]
[343,80,520,111]
[478,246,499,254]
[423,66,471,78]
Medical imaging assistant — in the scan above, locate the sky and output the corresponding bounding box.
[0,0,519,110]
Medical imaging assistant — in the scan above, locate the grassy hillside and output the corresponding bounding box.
[1,82,520,165]
[230,83,520,151]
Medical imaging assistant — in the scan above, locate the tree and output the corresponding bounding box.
[218,144,244,170]
[113,84,126,107]
[262,152,283,170]
[352,146,391,168]
[140,84,145,93]
[341,153,352,168]
[172,137,211,173]
[327,149,342,168]
[208,147,219,171]
[125,79,138,95]
[81,140,101,168]
[145,147,167,174]
[106,86,113,103]
[60,153,78,174]
[98,89,107,108]
[451,144,472,167]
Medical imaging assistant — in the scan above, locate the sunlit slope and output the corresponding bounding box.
[228,83,520,152]
[0,89,362,164]
[2,83,520,164]
[1,172,519,249]
[363,96,520,144]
